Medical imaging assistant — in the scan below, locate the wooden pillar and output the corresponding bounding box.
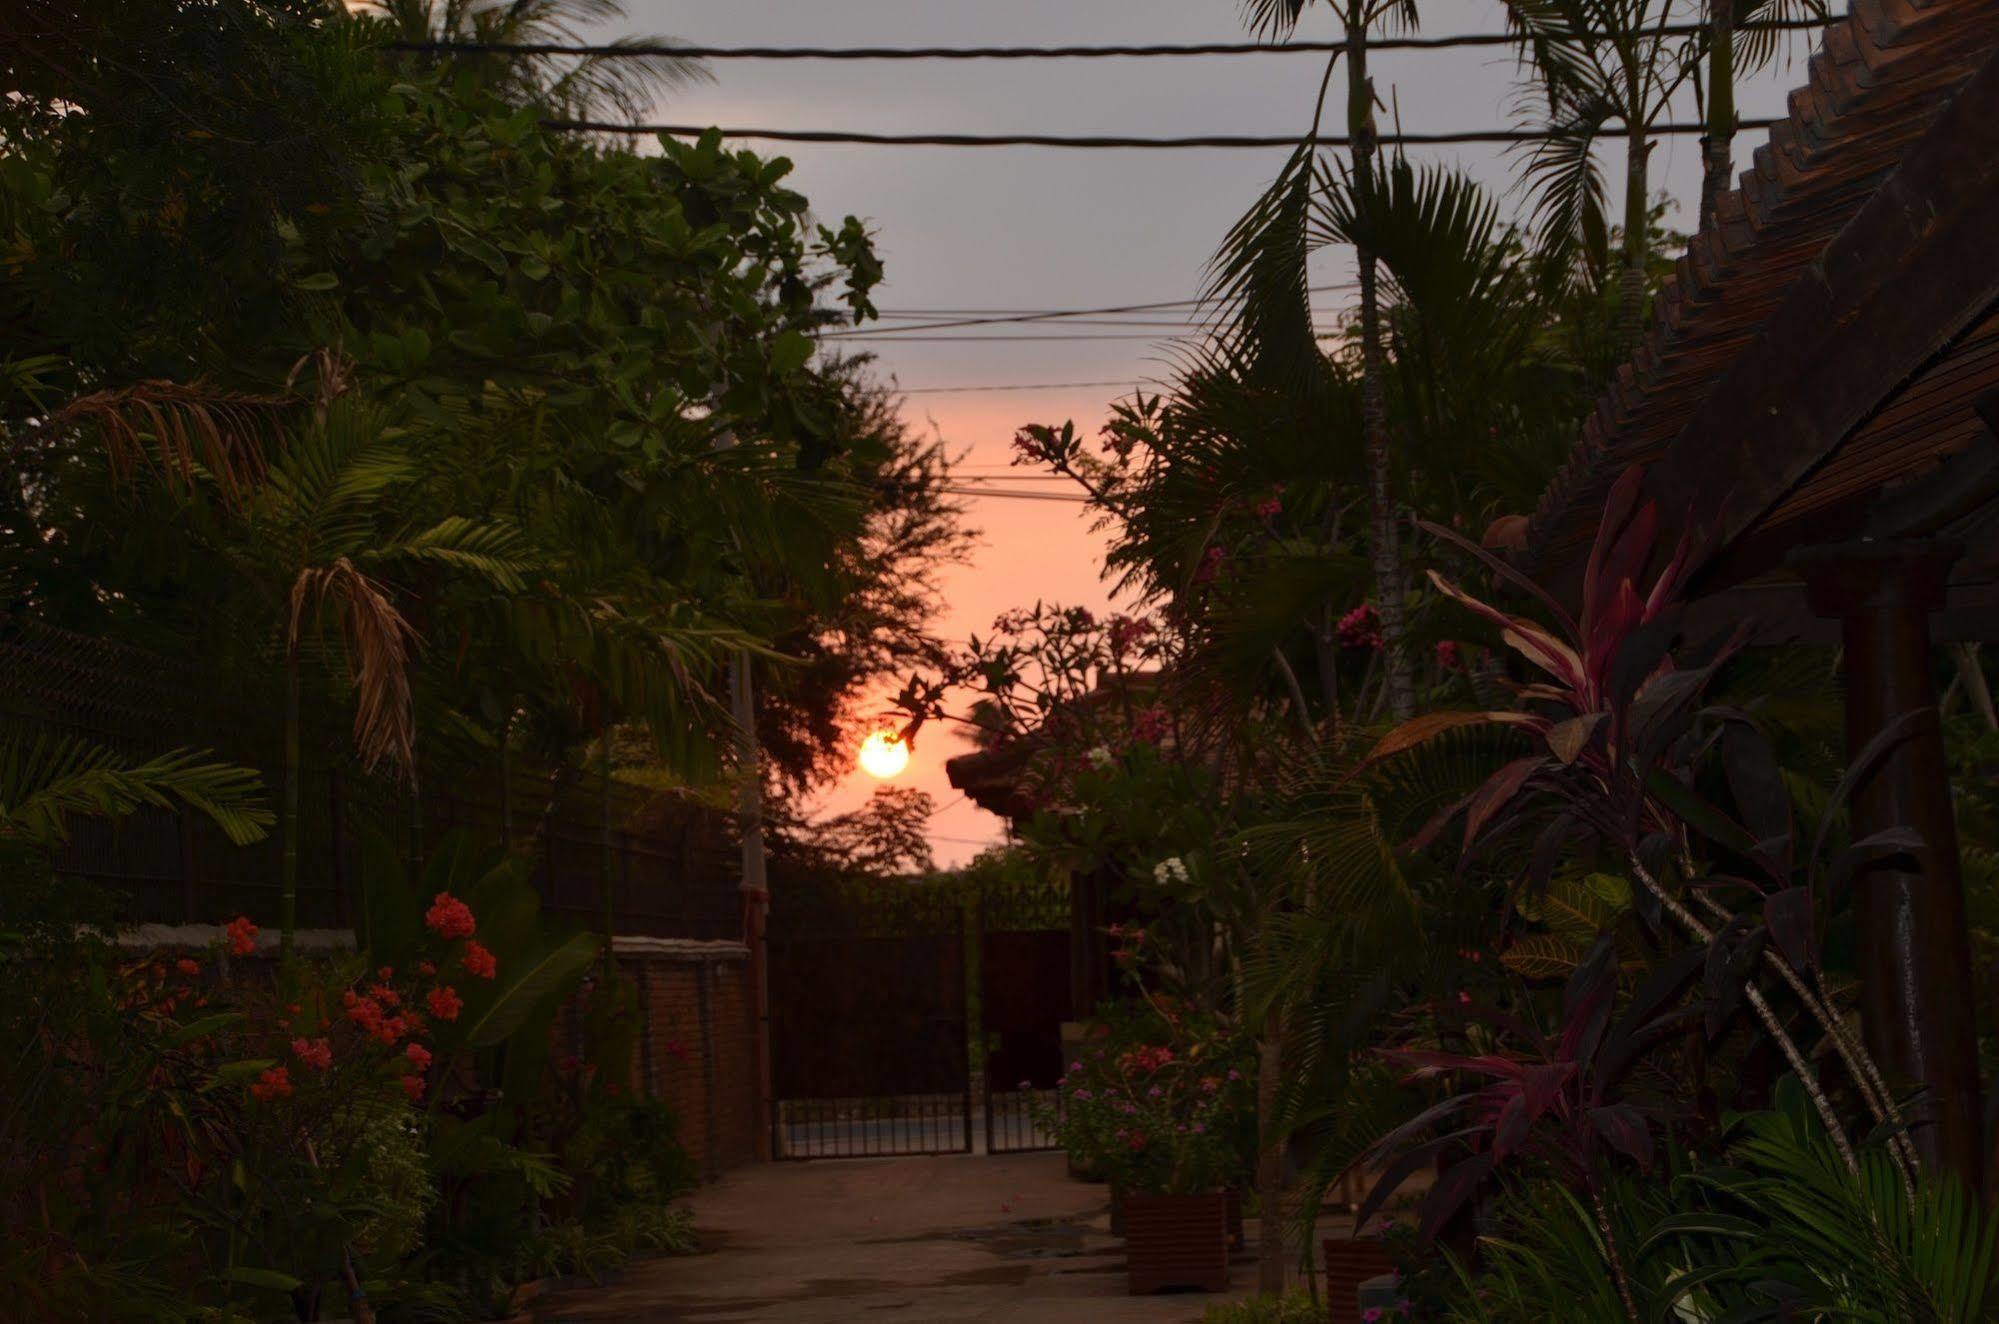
[1794,539,1984,1189]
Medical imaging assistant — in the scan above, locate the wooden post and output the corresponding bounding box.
[1794,539,1985,1190]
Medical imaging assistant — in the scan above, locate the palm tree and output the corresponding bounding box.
[1236,0,1422,724]
[361,0,711,124]
[223,388,530,957]
[1698,1,1827,225]
[1505,0,1696,344]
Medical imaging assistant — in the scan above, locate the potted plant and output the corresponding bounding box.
[1039,1040,1237,1293]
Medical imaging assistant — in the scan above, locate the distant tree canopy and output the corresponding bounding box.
[1,1,962,794]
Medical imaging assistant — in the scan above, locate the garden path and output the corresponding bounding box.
[531,1151,1259,1322]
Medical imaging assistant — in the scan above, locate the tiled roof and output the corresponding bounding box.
[1519,0,1999,584]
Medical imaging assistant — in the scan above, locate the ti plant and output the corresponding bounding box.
[1367,465,1920,1223]
[1360,932,1705,1319]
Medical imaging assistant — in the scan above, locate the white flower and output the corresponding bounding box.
[1152,856,1189,885]
[1087,745,1114,769]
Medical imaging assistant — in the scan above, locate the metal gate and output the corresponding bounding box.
[767,884,972,1159]
[980,926,1072,1153]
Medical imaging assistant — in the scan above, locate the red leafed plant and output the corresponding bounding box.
[1363,465,1921,1241]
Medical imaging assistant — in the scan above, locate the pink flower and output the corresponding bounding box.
[224,916,259,957]
[250,1065,292,1101]
[424,892,477,940]
[1337,603,1382,650]
[1255,494,1283,519]
[1436,639,1462,671]
[460,940,498,980]
[425,985,463,1021]
[1193,545,1225,585]
[292,1037,333,1072]
[1363,1311,1383,1323]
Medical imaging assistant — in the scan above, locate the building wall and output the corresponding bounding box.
[615,937,761,1177]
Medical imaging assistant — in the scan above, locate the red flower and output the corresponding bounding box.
[399,1074,425,1102]
[249,1065,292,1101]
[417,960,437,976]
[175,958,200,977]
[1192,545,1226,585]
[1255,494,1283,519]
[403,1042,433,1073]
[1337,603,1383,651]
[461,940,498,980]
[223,916,258,957]
[292,1037,333,1072]
[426,986,463,1021]
[1436,639,1462,671]
[424,892,477,941]
[368,982,401,1008]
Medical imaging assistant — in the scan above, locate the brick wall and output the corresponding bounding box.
[614,936,761,1178]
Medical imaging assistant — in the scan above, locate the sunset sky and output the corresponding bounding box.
[612,0,1815,865]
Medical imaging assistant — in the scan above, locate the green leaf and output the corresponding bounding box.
[462,930,601,1049]
[291,272,339,292]
[770,330,813,376]
[223,1267,304,1293]
[167,1012,245,1047]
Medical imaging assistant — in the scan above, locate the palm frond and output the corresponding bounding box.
[53,379,292,506]
[381,515,534,593]
[0,735,272,848]
[291,558,418,776]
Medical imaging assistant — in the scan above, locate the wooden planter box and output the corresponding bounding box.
[1322,1237,1395,1324]
[1224,1186,1245,1251]
[1124,1191,1230,1294]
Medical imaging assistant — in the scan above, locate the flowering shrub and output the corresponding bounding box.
[1035,1011,1252,1196]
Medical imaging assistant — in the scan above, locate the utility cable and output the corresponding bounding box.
[390,20,1824,61]
[544,120,1779,148]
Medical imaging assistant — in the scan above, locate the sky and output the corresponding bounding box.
[600,1,1820,866]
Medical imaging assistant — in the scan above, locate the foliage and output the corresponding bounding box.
[1035,1006,1255,1196]
[1198,1290,1328,1324]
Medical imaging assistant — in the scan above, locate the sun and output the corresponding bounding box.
[857,729,911,779]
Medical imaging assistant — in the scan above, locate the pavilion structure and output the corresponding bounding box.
[1504,0,1999,1188]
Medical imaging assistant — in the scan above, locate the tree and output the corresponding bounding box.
[1504,0,1696,343]
[356,0,710,124]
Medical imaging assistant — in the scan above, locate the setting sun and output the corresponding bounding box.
[857,730,911,779]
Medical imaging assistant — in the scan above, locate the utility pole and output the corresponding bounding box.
[732,650,775,1160]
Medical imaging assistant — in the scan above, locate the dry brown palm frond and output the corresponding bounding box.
[285,346,354,415]
[54,379,293,505]
[290,558,419,779]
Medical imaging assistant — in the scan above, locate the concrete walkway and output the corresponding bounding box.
[534,1152,1258,1322]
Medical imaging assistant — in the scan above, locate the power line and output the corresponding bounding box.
[826,285,1360,337]
[391,20,1824,61]
[870,287,1353,316]
[545,119,1780,148]
[897,379,1148,395]
[835,332,1195,341]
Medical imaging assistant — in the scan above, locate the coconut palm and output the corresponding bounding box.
[360,0,710,124]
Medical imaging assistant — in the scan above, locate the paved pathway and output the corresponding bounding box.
[534,1152,1259,1323]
